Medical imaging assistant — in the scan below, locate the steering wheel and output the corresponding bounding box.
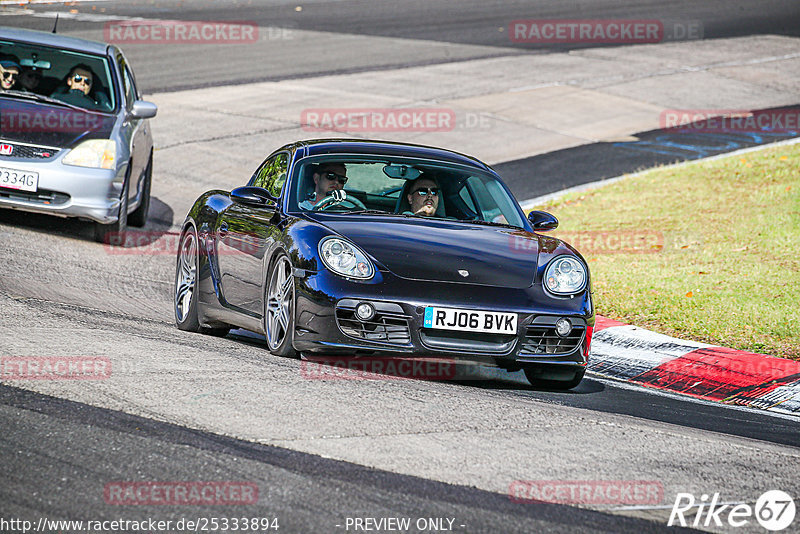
[312,194,367,212]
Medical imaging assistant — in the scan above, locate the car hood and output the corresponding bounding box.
[309,214,541,288]
[0,97,115,148]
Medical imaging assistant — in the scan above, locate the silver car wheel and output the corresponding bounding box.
[266,256,294,351]
[175,231,197,323]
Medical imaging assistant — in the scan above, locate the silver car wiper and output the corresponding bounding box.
[0,90,102,114]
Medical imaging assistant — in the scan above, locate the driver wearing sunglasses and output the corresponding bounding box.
[51,64,110,110]
[403,177,440,217]
[299,162,348,210]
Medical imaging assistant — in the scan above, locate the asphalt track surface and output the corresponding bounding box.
[1,2,799,533]
[6,1,798,198]
[5,0,800,92]
[0,384,702,534]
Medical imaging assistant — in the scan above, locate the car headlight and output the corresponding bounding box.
[319,237,374,279]
[544,255,587,295]
[63,139,116,169]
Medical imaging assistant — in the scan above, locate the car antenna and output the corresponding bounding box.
[52,14,59,33]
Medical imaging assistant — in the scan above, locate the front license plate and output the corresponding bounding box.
[424,307,518,334]
[0,167,39,193]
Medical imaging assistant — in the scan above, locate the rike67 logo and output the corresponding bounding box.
[669,490,796,531]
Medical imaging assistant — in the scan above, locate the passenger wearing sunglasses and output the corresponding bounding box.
[51,64,110,110]
[299,162,349,210]
[404,177,440,217]
[0,59,21,91]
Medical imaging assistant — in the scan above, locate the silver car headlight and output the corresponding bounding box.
[63,139,117,169]
[544,255,587,295]
[319,237,374,279]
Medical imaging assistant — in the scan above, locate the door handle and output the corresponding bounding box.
[218,222,228,237]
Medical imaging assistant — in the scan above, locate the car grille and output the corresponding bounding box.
[0,141,60,160]
[0,187,70,205]
[520,324,585,355]
[336,300,411,345]
[419,330,517,354]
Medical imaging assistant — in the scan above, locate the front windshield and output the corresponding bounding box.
[290,157,526,229]
[0,39,116,112]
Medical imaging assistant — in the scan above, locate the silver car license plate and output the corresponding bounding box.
[0,167,39,193]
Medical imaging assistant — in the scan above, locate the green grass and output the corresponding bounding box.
[533,142,800,360]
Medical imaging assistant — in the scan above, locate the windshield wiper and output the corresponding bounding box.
[0,90,101,113]
[348,209,399,215]
[462,218,520,229]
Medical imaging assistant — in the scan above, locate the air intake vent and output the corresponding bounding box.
[336,300,411,345]
[520,325,584,355]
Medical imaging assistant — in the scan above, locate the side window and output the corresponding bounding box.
[124,66,138,103]
[122,67,136,109]
[116,54,136,109]
[458,183,477,212]
[253,153,289,198]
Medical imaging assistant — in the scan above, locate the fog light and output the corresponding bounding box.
[555,318,572,337]
[355,302,376,322]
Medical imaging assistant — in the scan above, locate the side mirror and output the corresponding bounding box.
[130,100,158,119]
[231,186,278,208]
[527,210,558,231]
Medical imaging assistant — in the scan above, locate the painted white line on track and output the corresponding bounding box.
[24,10,142,22]
[0,0,107,5]
[520,136,800,210]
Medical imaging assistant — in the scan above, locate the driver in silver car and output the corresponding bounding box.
[299,162,348,209]
[51,64,110,110]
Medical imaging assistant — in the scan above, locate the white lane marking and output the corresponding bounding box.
[24,10,142,22]
[588,324,710,381]
[749,380,800,415]
[0,0,107,4]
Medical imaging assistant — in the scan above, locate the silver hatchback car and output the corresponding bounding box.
[0,27,157,242]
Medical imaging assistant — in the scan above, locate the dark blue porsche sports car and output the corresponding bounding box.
[174,139,594,389]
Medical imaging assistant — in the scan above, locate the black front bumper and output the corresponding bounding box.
[292,269,592,369]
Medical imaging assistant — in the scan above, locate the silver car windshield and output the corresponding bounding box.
[291,157,526,229]
[0,40,116,112]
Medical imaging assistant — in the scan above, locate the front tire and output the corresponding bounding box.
[265,254,297,357]
[94,174,128,244]
[128,154,152,228]
[174,226,230,337]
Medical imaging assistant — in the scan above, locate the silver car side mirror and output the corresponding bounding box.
[130,100,158,119]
